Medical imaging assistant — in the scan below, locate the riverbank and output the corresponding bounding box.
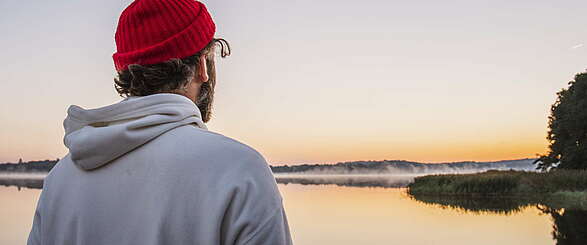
[407,170,587,209]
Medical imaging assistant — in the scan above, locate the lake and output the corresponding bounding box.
[1,174,582,245]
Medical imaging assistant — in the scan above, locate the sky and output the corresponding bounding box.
[0,0,586,165]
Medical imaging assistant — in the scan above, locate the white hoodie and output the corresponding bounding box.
[28,93,292,245]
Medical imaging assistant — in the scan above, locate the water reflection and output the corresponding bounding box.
[410,194,587,245]
[2,174,585,245]
[407,194,538,215]
[0,174,44,190]
[542,208,587,245]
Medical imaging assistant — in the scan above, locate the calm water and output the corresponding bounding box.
[1,174,582,245]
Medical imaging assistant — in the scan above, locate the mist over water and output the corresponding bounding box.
[275,174,417,188]
[271,159,538,188]
[0,173,46,179]
[273,159,537,175]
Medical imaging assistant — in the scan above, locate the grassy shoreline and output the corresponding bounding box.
[407,170,587,209]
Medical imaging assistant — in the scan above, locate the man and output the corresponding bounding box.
[27,0,292,244]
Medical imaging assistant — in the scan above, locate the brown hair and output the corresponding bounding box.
[114,38,230,97]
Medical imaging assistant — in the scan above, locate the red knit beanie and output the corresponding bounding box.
[113,0,216,71]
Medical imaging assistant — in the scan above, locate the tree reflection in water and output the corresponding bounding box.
[411,194,587,245]
[539,207,587,245]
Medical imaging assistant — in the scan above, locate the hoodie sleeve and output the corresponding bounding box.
[220,151,293,245]
[240,206,292,245]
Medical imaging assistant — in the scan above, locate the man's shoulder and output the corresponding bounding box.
[155,125,276,183]
[172,124,261,155]
[155,125,268,169]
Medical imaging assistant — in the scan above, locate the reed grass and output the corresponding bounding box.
[407,170,587,195]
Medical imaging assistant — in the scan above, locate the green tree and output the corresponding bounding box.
[536,72,587,170]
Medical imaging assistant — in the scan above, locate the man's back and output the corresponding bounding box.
[27,94,292,245]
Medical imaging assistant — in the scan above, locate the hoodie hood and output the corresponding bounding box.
[63,93,207,171]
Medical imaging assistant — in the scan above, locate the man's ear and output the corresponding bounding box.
[197,55,209,83]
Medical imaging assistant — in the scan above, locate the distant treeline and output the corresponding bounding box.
[0,159,58,173]
[0,158,537,174]
[270,159,538,174]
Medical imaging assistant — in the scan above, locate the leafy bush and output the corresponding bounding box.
[536,72,587,171]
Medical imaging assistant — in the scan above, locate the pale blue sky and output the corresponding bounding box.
[1,0,586,164]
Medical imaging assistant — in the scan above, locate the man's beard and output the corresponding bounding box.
[195,58,216,123]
